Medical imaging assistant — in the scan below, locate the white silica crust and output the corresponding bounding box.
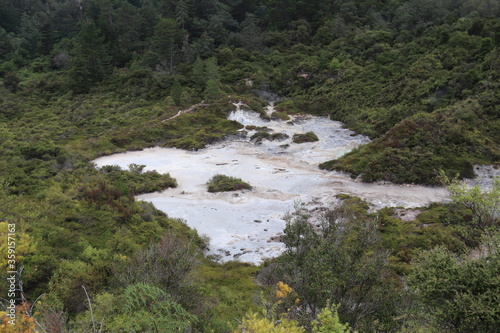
[93,103,449,264]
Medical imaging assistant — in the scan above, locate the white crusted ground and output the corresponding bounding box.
[93,104,451,264]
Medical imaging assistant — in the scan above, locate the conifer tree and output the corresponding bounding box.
[204,56,219,81]
[39,21,54,55]
[153,18,180,70]
[114,2,142,65]
[192,55,205,88]
[175,0,189,29]
[203,56,221,99]
[171,77,183,106]
[69,19,111,93]
[205,78,220,100]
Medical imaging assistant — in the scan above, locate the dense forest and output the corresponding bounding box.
[0,0,499,332]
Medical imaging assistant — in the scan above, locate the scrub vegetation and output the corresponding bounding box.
[292,131,320,143]
[207,174,253,192]
[250,130,289,143]
[0,0,499,331]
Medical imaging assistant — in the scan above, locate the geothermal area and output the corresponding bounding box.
[94,101,496,264]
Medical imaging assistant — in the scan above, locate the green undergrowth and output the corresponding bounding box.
[196,261,261,331]
[334,195,471,275]
[376,204,467,275]
[102,102,243,153]
[0,164,200,297]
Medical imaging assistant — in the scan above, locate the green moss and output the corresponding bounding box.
[207,174,253,192]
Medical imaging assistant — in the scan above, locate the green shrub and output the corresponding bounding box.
[3,71,21,92]
[275,98,299,114]
[292,131,319,143]
[207,174,252,192]
[250,131,289,143]
[270,111,290,121]
[19,143,61,160]
[0,61,16,77]
[246,125,271,131]
[99,164,177,194]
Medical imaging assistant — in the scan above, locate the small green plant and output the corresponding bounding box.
[312,302,353,333]
[292,131,319,143]
[207,174,252,192]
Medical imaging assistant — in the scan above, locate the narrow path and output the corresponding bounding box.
[162,101,207,122]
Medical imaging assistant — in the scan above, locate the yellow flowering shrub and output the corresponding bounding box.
[275,281,292,299]
[0,222,36,271]
[0,303,37,332]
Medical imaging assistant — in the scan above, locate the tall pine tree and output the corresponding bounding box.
[192,55,205,88]
[171,77,183,106]
[204,57,220,99]
[153,18,180,70]
[69,19,111,93]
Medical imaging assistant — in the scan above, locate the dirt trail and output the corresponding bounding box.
[162,101,207,122]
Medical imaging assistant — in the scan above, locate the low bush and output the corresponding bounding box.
[246,125,271,131]
[270,111,290,121]
[292,131,319,143]
[99,164,177,194]
[207,174,252,192]
[250,131,289,143]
